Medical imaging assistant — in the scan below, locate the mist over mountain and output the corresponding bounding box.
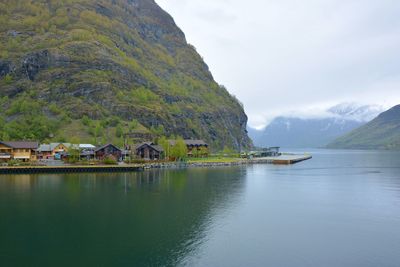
[249,103,383,148]
[328,105,400,150]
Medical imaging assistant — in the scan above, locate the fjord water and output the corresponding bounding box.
[1,150,400,267]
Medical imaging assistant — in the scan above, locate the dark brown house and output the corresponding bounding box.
[135,142,164,161]
[95,144,122,161]
[185,140,209,157]
[169,139,209,157]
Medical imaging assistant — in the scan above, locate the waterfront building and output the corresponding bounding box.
[37,143,71,159]
[0,141,39,162]
[95,144,122,161]
[169,139,209,157]
[134,142,164,161]
[77,144,96,160]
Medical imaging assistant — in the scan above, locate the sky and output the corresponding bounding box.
[156,0,400,129]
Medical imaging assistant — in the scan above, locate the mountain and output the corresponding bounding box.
[327,105,400,150]
[0,0,251,150]
[249,103,383,148]
[327,103,383,122]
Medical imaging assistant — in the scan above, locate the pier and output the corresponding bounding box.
[250,154,313,165]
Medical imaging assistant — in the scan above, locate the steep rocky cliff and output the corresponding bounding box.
[0,0,251,150]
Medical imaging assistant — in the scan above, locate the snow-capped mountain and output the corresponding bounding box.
[328,104,400,150]
[328,103,384,122]
[249,103,384,148]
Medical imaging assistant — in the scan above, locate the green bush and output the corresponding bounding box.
[103,155,118,165]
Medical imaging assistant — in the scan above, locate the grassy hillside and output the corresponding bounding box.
[327,105,400,150]
[0,0,251,150]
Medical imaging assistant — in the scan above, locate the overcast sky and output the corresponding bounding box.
[156,0,400,128]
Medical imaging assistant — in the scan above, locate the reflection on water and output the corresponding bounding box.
[0,150,400,266]
[0,168,246,266]
[180,150,400,267]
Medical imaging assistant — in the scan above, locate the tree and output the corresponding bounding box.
[171,137,187,161]
[129,119,138,131]
[1,131,10,141]
[158,136,170,160]
[115,124,123,138]
[199,146,209,158]
[69,136,81,162]
[222,146,235,156]
[81,115,91,126]
[94,123,102,144]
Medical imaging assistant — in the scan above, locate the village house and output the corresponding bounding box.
[62,144,97,161]
[37,143,71,159]
[248,147,281,158]
[77,144,96,160]
[0,141,39,162]
[134,142,164,161]
[185,140,209,157]
[95,144,122,161]
[169,139,209,157]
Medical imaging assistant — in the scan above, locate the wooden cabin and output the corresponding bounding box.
[249,147,281,158]
[185,140,209,157]
[259,147,280,157]
[134,142,164,161]
[0,141,39,162]
[78,144,96,160]
[169,139,209,157]
[37,143,71,159]
[95,144,122,161]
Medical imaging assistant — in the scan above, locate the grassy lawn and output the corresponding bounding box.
[187,157,242,163]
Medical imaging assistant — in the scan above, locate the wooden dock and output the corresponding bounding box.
[0,165,144,175]
[250,154,312,165]
[271,154,312,165]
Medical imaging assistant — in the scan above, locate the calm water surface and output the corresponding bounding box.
[0,149,400,266]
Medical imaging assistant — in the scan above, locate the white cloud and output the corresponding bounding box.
[156,0,400,128]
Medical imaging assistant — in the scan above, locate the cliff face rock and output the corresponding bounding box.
[0,0,251,149]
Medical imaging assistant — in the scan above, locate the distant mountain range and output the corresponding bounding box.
[327,105,400,150]
[249,103,384,148]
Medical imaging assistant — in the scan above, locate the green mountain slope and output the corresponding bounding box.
[0,0,251,150]
[327,105,400,150]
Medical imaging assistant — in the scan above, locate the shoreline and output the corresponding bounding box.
[0,154,312,175]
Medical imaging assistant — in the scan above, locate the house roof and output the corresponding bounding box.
[38,143,71,152]
[185,140,208,146]
[79,144,96,149]
[169,139,208,147]
[95,144,122,152]
[152,145,164,152]
[38,144,51,152]
[134,141,155,148]
[135,142,164,152]
[50,143,71,150]
[0,141,39,149]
